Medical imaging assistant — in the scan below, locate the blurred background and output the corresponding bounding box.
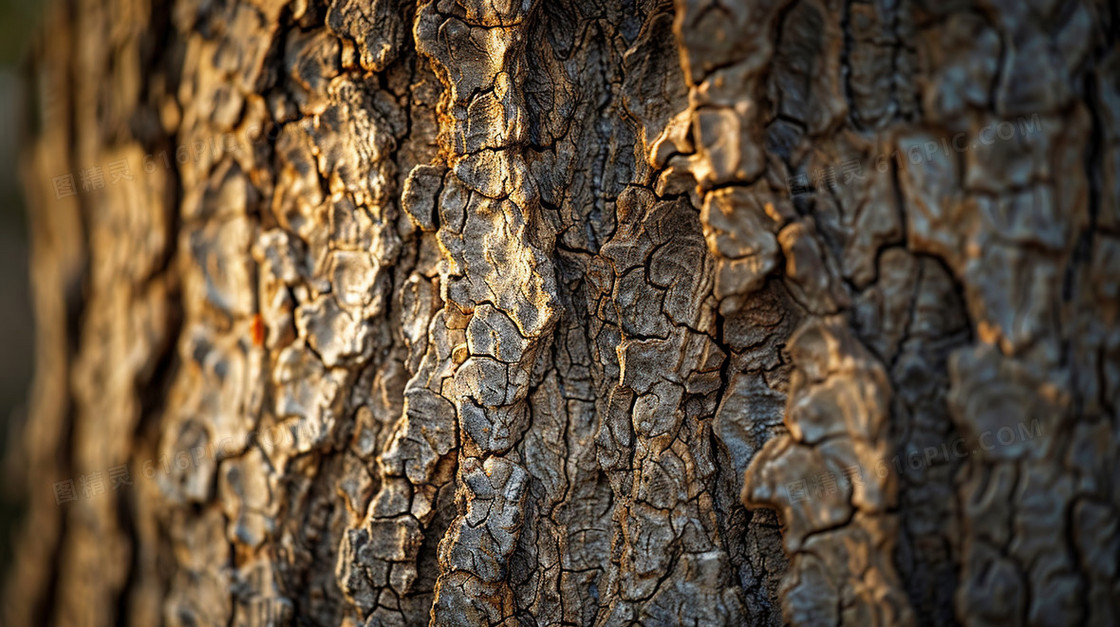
[0,0,44,586]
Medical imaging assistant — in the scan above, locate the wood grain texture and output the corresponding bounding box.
[7,0,1119,625]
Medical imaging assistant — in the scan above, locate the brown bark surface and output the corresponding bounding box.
[6,0,1119,625]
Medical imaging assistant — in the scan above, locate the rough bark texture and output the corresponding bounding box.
[6,0,1119,625]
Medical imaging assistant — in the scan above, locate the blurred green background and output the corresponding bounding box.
[0,0,44,583]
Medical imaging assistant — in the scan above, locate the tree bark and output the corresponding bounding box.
[7,0,1119,625]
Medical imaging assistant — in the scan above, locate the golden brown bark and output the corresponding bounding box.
[7,0,1119,625]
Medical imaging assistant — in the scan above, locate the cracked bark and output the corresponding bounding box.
[7,0,1119,625]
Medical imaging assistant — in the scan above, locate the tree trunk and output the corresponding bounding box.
[7,0,1119,625]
